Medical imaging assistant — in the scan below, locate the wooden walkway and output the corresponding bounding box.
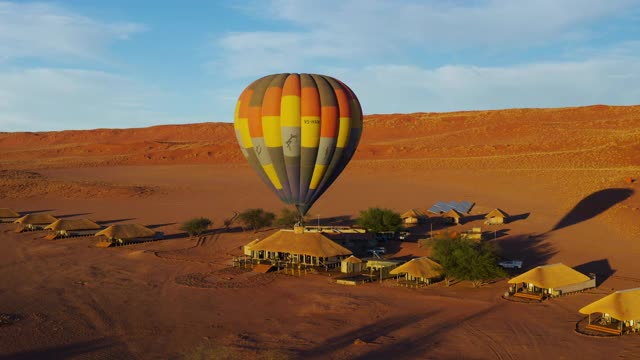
[586,323,622,335]
[513,292,543,301]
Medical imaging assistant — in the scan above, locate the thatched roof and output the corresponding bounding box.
[579,288,640,320]
[45,219,101,231]
[342,255,362,264]
[508,263,590,289]
[444,209,463,219]
[0,208,20,218]
[14,214,58,225]
[485,208,508,219]
[250,230,352,258]
[95,224,155,240]
[400,208,428,219]
[390,257,443,279]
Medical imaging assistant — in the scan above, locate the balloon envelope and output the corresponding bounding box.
[233,73,363,216]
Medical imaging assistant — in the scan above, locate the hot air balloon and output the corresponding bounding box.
[233,73,362,217]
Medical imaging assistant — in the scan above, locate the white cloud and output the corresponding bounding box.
[340,53,640,114]
[216,0,638,76]
[0,1,146,61]
[0,68,173,131]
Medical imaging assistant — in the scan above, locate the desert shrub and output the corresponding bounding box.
[428,234,506,287]
[275,207,301,227]
[238,208,276,232]
[356,207,403,233]
[180,217,212,237]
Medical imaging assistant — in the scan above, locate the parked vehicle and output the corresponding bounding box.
[367,247,386,255]
[498,260,523,269]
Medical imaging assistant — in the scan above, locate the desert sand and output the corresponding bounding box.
[0,105,639,359]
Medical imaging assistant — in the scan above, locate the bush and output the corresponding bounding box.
[275,207,301,227]
[180,217,212,237]
[428,234,506,287]
[356,207,403,233]
[238,208,276,232]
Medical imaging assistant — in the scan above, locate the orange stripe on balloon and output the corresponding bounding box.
[301,87,320,117]
[282,74,300,96]
[248,106,263,137]
[262,87,282,116]
[320,106,338,138]
[237,88,253,119]
[334,88,351,117]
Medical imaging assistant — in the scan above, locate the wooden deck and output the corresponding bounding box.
[585,323,622,335]
[513,291,543,301]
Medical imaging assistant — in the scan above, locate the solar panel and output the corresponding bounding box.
[428,201,475,214]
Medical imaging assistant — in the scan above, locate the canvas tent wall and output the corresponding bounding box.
[508,263,595,297]
[341,255,364,273]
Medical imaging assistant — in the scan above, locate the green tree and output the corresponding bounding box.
[275,207,301,227]
[238,208,276,232]
[428,235,506,287]
[180,217,212,237]
[356,207,403,233]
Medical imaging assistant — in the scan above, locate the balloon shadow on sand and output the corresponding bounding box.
[551,188,633,232]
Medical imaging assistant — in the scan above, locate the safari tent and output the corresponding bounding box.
[14,214,58,231]
[508,263,595,300]
[44,219,102,239]
[443,209,463,225]
[390,257,443,285]
[485,208,508,225]
[579,287,640,335]
[248,230,352,267]
[400,209,428,225]
[0,208,20,222]
[341,255,364,273]
[95,224,157,246]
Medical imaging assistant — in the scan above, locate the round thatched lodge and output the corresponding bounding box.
[579,287,640,335]
[14,214,58,232]
[95,224,157,247]
[389,257,443,286]
[507,263,596,301]
[246,229,352,268]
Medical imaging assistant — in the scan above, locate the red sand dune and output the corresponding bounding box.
[0,105,639,359]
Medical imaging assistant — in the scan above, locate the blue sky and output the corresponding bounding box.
[1,0,639,131]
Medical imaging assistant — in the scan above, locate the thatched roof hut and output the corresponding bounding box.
[508,263,595,298]
[14,214,58,225]
[580,288,640,321]
[248,230,352,266]
[45,219,101,232]
[95,224,155,241]
[485,208,509,225]
[400,209,428,224]
[390,257,443,282]
[443,209,463,224]
[341,255,364,273]
[579,287,640,334]
[0,208,20,219]
[251,230,352,258]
